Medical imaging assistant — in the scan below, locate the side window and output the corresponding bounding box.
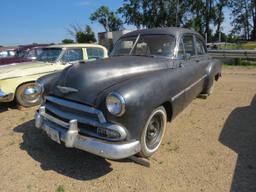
[87,48,104,59]
[195,37,206,55]
[62,48,83,63]
[134,41,149,55]
[183,35,195,56]
[177,41,184,58]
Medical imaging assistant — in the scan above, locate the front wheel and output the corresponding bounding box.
[139,106,167,158]
[16,82,42,107]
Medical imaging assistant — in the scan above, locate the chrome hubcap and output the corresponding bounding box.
[146,114,163,150]
[22,86,40,104]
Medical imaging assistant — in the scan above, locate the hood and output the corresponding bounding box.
[51,56,172,106]
[0,61,55,80]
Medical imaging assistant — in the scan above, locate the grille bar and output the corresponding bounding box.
[45,102,107,128]
[46,96,106,123]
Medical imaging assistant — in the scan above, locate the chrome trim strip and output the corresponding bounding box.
[57,86,79,94]
[46,96,106,123]
[184,74,207,92]
[0,70,62,81]
[171,74,207,101]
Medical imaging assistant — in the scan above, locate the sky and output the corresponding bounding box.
[0,0,232,46]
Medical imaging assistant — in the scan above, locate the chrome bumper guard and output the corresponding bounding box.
[0,90,13,102]
[35,106,141,160]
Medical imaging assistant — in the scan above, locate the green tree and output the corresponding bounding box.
[214,0,228,41]
[118,0,190,29]
[67,24,96,43]
[251,0,256,40]
[62,39,74,44]
[229,0,252,40]
[90,6,123,32]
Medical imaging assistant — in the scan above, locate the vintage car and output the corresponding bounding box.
[0,49,16,58]
[0,44,51,65]
[0,44,108,107]
[35,28,221,160]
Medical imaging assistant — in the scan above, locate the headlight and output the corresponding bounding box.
[106,92,126,116]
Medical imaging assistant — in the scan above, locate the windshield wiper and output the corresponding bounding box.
[132,54,156,58]
[111,54,126,57]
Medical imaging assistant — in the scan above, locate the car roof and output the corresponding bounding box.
[122,27,203,39]
[49,44,107,49]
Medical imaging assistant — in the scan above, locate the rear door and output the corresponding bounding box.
[194,35,210,90]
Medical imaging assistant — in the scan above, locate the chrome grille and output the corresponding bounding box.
[44,96,107,137]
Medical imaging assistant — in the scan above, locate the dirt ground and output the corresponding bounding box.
[0,66,255,192]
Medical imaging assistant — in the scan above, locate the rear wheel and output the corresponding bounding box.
[16,82,42,107]
[139,106,167,158]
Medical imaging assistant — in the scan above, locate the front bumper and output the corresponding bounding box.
[0,89,14,102]
[35,106,141,160]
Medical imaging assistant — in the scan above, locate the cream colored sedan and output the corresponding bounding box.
[0,44,108,107]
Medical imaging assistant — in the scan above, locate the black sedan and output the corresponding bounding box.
[34,27,221,160]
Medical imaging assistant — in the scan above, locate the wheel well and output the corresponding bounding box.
[162,102,173,122]
[215,73,221,81]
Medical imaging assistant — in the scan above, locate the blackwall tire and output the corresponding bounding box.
[139,106,167,158]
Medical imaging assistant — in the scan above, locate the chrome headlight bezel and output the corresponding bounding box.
[106,92,126,116]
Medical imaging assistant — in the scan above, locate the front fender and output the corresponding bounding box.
[95,69,176,140]
[0,72,55,102]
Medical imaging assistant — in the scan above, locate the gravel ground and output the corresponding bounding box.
[0,66,255,192]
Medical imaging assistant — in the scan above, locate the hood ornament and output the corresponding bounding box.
[57,86,78,94]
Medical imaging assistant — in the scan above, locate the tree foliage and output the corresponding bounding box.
[118,0,190,29]
[90,6,123,32]
[229,0,252,40]
[67,24,96,43]
[67,0,256,42]
[62,39,74,44]
[118,0,229,41]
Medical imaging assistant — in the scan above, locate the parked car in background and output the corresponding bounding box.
[0,49,16,58]
[0,44,108,107]
[0,44,50,65]
[35,27,222,160]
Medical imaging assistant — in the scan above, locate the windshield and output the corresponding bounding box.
[111,34,176,58]
[25,48,43,58]
[37,48,62,62]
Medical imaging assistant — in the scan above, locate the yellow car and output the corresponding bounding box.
[0,44,108,107]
